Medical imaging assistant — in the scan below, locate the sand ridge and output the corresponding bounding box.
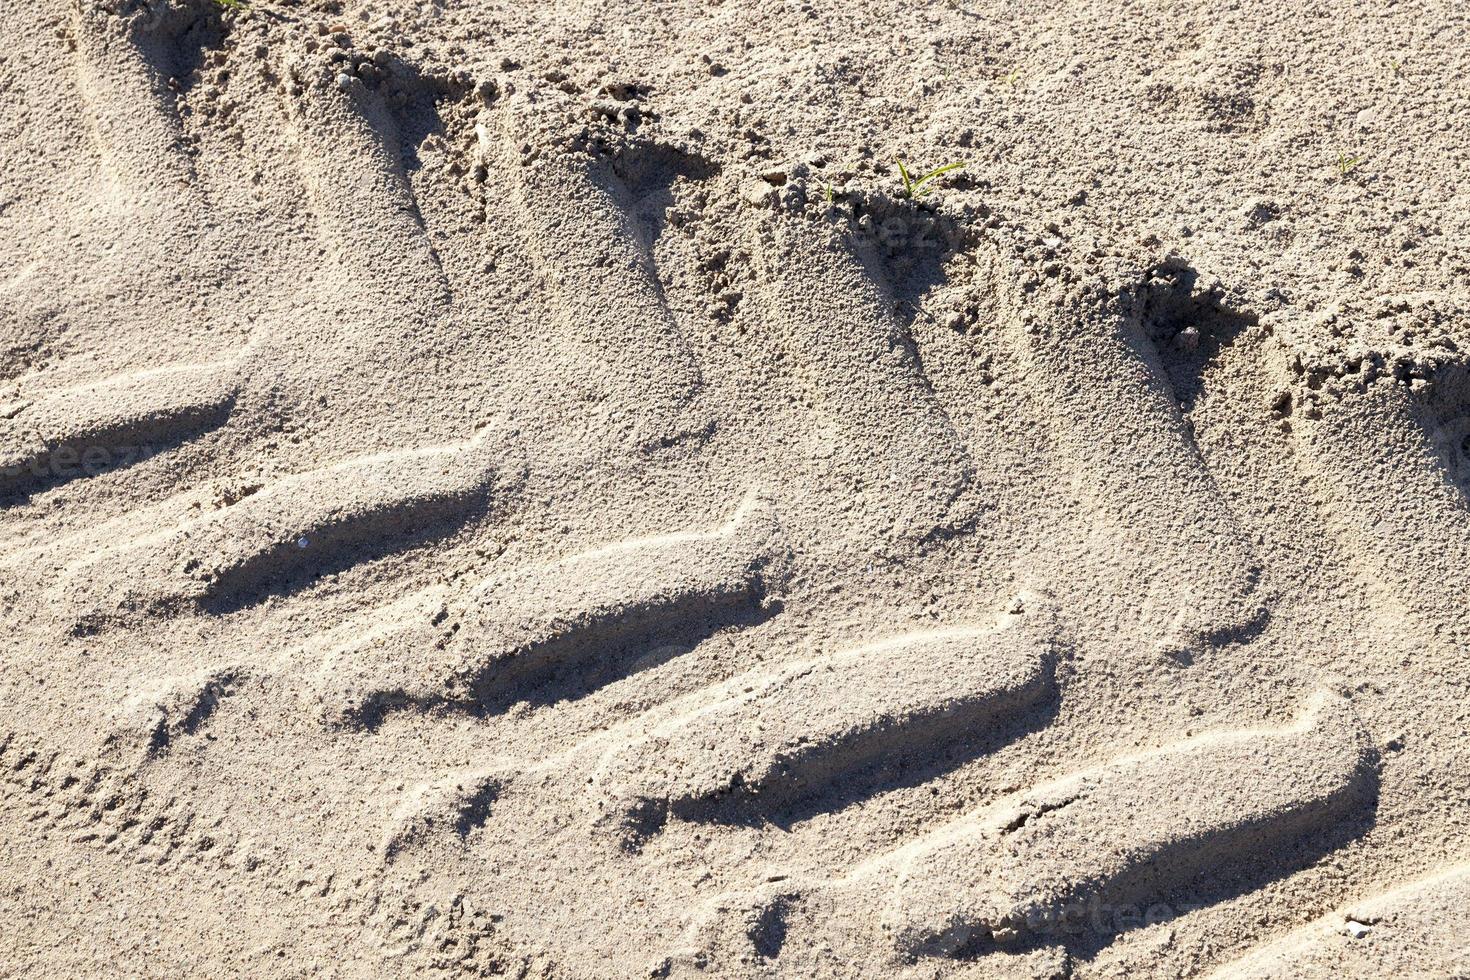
[2,0,1469,976]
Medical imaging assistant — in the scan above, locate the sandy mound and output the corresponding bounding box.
[3,0,1469,975]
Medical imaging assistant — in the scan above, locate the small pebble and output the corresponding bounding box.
[741,180,775,206]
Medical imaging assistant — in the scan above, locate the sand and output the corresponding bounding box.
[2,0,1469,976]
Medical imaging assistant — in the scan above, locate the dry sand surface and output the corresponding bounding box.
[2,0,1470,976]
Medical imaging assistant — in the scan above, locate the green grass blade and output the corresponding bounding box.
[918,161,966,183]
[897,160,915,197]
